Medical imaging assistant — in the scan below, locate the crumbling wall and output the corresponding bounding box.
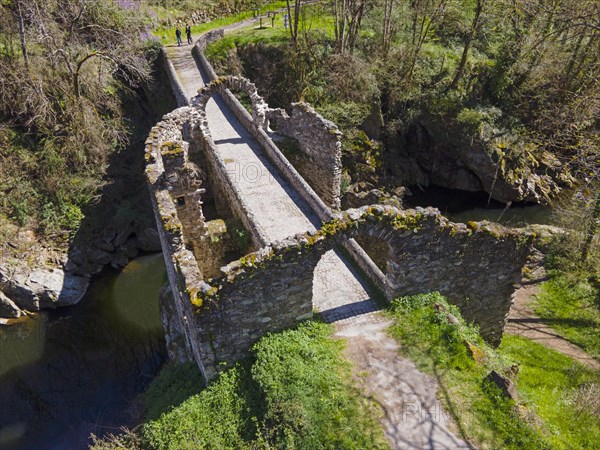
[145,107,212,378]
[267,103,342,209]
[189,206,532,376]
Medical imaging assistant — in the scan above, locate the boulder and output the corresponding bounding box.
[87,248,113,266]
[136,227,162,252]
[464,340,487,364]
[0,291,23,318]
[110,249,129,269]
[485,370,519,401]
[0,268,89,311]
[122,238,140,259]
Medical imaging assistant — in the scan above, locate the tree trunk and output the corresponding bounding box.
[285,0,297,45]
[382,0,395,58]
[581,190,600,262]
[15,0,29,71]
[449,0,485,90]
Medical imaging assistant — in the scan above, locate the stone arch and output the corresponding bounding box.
[179,204,532,378]
[193,75,269,131]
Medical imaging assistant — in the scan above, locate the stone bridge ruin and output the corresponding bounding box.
[145,74,533,381]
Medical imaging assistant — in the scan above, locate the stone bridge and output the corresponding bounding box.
[147,28,533,382]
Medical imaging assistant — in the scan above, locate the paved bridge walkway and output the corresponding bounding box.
[164,26,470,449]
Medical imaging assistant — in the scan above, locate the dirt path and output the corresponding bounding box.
[313,251,471,449]
[506,282,600,371]
[335,316,472,450]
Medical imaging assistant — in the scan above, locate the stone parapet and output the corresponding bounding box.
[267,103,342,209]
[162,48,189,107]
[193,206,533,360]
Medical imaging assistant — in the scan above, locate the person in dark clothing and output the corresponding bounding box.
[175,27,183,46]
[185,24,192,44]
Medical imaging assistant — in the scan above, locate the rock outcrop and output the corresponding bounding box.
[0,266,89,312]
[0,224,164,319]
[0,291,23,318]
[394,112,570,204]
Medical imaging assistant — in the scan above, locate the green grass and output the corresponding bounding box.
[386,292,556,449]
[533,274,600,360]
[499,334,600,450]
[143,362,205,421]
[203,1,336,61]
[153,1,287,45]
[141,321,389,449]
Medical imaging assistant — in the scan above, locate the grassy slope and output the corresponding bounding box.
[141,321,389,450]
[153,1,288,45]
[500,334,600,449]
[386,292,600,450]
[534,275,600,360]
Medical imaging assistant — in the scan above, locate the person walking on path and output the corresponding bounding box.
[175,26,183,46]
[185,24,192,44]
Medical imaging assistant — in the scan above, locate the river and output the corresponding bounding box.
[0,253,167,450]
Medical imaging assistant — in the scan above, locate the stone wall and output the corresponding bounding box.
[267,103,342,209]
[191,206,533,373]
[192,242,317,371]
[145,107,212,379]
[162,48,189,107]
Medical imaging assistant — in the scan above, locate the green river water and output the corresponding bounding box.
[0,253,167,450]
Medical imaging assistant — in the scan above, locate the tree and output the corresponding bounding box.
[332,0,369,54]
[448,0,486,90]
[381,0,395,58]
[285,0,301,46]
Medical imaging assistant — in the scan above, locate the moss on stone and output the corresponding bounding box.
[161,141,185,157]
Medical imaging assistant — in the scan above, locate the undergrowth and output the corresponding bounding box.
[387,292,600,449]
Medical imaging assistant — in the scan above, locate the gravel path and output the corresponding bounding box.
[165,28,470,449]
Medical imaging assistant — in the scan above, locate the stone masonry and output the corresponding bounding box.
[150,34,535,382]
[267,103,343,209]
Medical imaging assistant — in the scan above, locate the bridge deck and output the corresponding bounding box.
[168,47,320,242]
[165,35,469,450]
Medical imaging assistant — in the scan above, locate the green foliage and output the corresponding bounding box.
[251,321,388,449]
[143,365,259,449]
[340,129,383,186]
[141,321,388,450]
[0,127,98,236]
[0,0,152,241]
[387,293,550,449]
[534,275,600,359]
[456,106,502,130]
[143,362,205,421]
[317,102,370,129]
[226,218,252,255]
